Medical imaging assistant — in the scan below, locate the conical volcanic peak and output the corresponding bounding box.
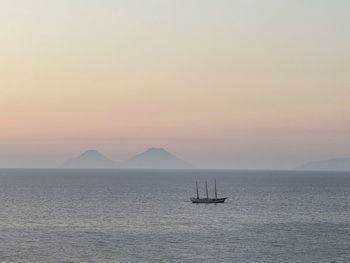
[79,150,107,159]
[122,148,192,169]
[142,148,174,157]
[145,147,166,152]
[62,149,116,169]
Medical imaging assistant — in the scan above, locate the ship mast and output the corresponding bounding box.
[214,179,217,198]
[205,181,209,199]
[196,181,199,199]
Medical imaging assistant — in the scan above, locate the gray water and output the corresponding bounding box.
[0,169,349,263]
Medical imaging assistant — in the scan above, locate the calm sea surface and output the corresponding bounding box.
[0,169,349,263]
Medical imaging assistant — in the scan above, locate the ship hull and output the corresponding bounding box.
[190,197,227,203]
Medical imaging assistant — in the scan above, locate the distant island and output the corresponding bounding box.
[62,148,192,169]
[62,150,117,169]
[121,148,191,169]
[297,157,350,171]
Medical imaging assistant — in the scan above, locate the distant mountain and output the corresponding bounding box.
[62,150,116,169]
[298,157,350,171]
[121,148,192,169]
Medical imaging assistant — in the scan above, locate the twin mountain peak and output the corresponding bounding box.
[62,148,192,169]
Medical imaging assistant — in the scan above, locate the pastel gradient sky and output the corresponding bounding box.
[1,0,349,168]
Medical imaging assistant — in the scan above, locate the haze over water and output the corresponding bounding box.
[1,1,350,262]
[1,0,350,169]
[0,169,349,262]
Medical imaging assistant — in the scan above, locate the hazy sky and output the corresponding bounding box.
[1,0,349,168]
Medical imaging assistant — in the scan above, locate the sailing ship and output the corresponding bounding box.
[190,180,227,203]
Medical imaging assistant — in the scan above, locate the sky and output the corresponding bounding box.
[0,0,349,168]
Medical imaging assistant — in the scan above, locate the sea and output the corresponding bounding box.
[0,169,349,263]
